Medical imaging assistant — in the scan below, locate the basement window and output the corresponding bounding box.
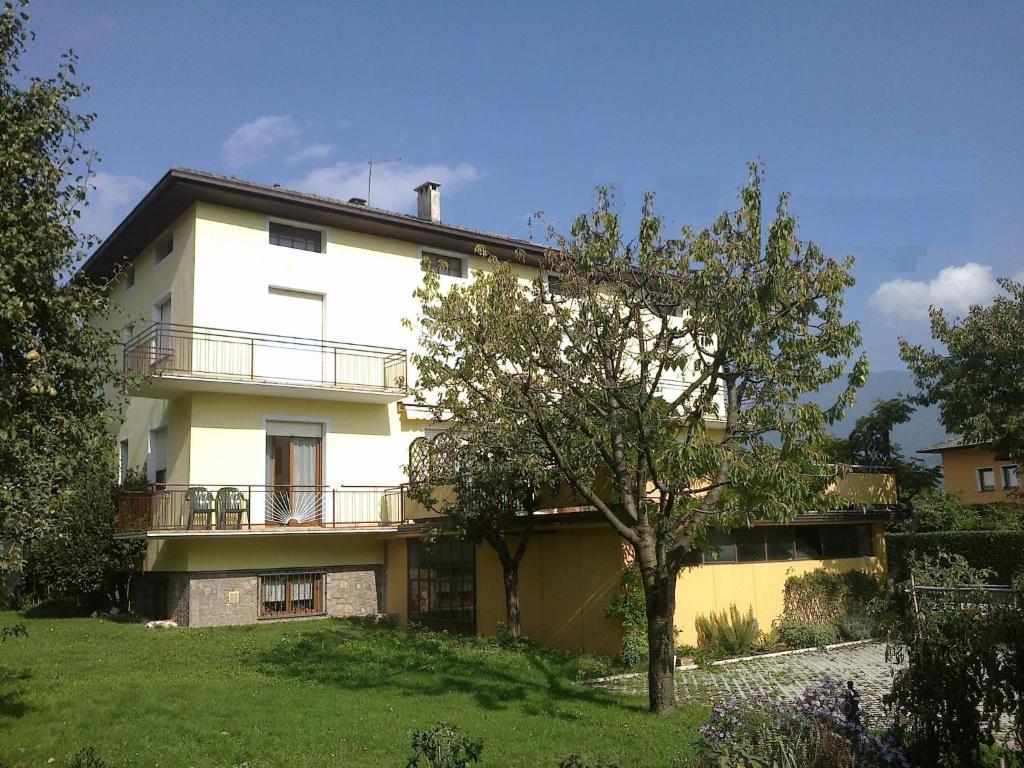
[269,222,323,253]
[258,571,325,619]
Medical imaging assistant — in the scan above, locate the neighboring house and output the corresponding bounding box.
[919,438,1021,504]
[86,168,898,652]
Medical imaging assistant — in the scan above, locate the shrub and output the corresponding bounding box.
[774,616,838,649]
[694,677,908,767]
[560,756,620,768]
[782,569,882,627]
[836,613,877,641]
[406,723,483,768]
[695,604,759,658]
[887,530,1024,583]
[68,748,107,768]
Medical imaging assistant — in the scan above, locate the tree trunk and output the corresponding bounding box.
[638,547,678,714]
[502,561,522,637]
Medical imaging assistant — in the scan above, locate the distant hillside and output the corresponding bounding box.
[808,368,949,464]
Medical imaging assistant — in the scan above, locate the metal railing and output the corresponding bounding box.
[911,583,1021,614]
[123,322,407,394]
[116,484,405,534]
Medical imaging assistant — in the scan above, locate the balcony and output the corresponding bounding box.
[116,484,405,535]
[123,323,408,402]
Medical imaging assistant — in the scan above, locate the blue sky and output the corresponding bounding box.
[23,1,1024,370]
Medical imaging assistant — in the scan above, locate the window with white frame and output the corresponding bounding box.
[977,467,996,492]
[118,439,129,484]
[269,221,322,252]
[1001,465,1020,490]
[422,251,464,278]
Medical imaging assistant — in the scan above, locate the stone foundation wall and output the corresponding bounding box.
[149,565,386,628]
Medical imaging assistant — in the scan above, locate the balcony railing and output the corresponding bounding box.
[116,484,405,534]
[123,323,407,395]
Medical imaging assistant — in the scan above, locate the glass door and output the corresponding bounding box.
[266,434,322,525]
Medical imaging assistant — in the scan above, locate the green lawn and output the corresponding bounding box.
[0,609,705,767]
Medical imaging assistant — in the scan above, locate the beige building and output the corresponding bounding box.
[919,438,1020,504]
[88,168,898,653]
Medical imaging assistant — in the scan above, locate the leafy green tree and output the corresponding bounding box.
[828,397,941,512]
[0,1,124,568]
[412,164,865,713]
[408,432,555,638]
[900,278,1024,465]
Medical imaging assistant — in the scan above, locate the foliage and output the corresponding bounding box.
[412,163,865,712]
[885,554,1024,766]
[0,1,126,569]
[888,487,1023,534]
[887,530,1024,583]
[827,398,941,511]
[0,613,708,766]
[1,622,26,641]
[406,723,483,768]
[695,677,908,767]
[604,565,649,667]
[67,748,108,768]
[408,437,556,637]
[835,613,877,641]
[23,463,145,608]
[694,604,759,658]
[781,569,883,627]
[900,277,1024,465]
[559,756,620,768]
[774,617,839,649]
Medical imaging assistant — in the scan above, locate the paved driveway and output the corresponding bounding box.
[589,641,903,719]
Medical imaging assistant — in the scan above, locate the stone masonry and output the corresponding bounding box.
[171,565,384,627]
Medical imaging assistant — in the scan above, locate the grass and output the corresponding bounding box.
[0,607,706,767]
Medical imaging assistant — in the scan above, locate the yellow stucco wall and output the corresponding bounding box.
[673,522,887,646]
[474,525,627,657]
[939,447,1021,504]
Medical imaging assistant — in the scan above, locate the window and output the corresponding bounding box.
[118,439,129,485]
[258,571,324,618]
[821,524,873,559]
[269,221,322,252]
[547,274,563,296]
[704,529,737,563]
[794,526,823,560]
[148,427,167,487]
[1002,465,1020,490]
[126,262,135,289]
[408,538,475,633]
[155,235,173,263]
[422,251,463,278]
[765,526,796,560]
[735,528,766,562]
[977,467,996,492]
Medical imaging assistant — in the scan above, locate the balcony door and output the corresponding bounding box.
[265,421,323,526]
[255,288,325,385]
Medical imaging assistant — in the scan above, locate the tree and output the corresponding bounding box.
[827,397,941,513]
[900,278,1024,465]
[407,433,554,638]
[412,164,865,713]
[0,1,124,568]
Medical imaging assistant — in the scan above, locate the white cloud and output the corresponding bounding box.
[289,161,482,213]
[869,262,1003,324]
[286,143,334,165]
[223,115,300,168]
[77,171,150,240]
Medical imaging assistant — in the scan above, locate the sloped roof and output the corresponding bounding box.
[918,436,985,454]
[81,167,548,280]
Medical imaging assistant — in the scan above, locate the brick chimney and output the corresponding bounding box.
[415,181,441,223]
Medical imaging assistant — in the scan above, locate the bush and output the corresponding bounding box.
[560,756,620,768]
[406,723,483,768]
[695,604,759,658]
[836,613,877,641]
[774,616,838,649]
[694,677,907,767]
[782,569,882,627]
[888,530,1024,583]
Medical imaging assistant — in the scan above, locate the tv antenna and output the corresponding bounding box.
[367,157,401,205]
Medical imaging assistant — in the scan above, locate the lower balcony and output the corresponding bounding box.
[117,484,404,535]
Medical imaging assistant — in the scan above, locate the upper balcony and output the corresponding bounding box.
[123,323,408,403]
